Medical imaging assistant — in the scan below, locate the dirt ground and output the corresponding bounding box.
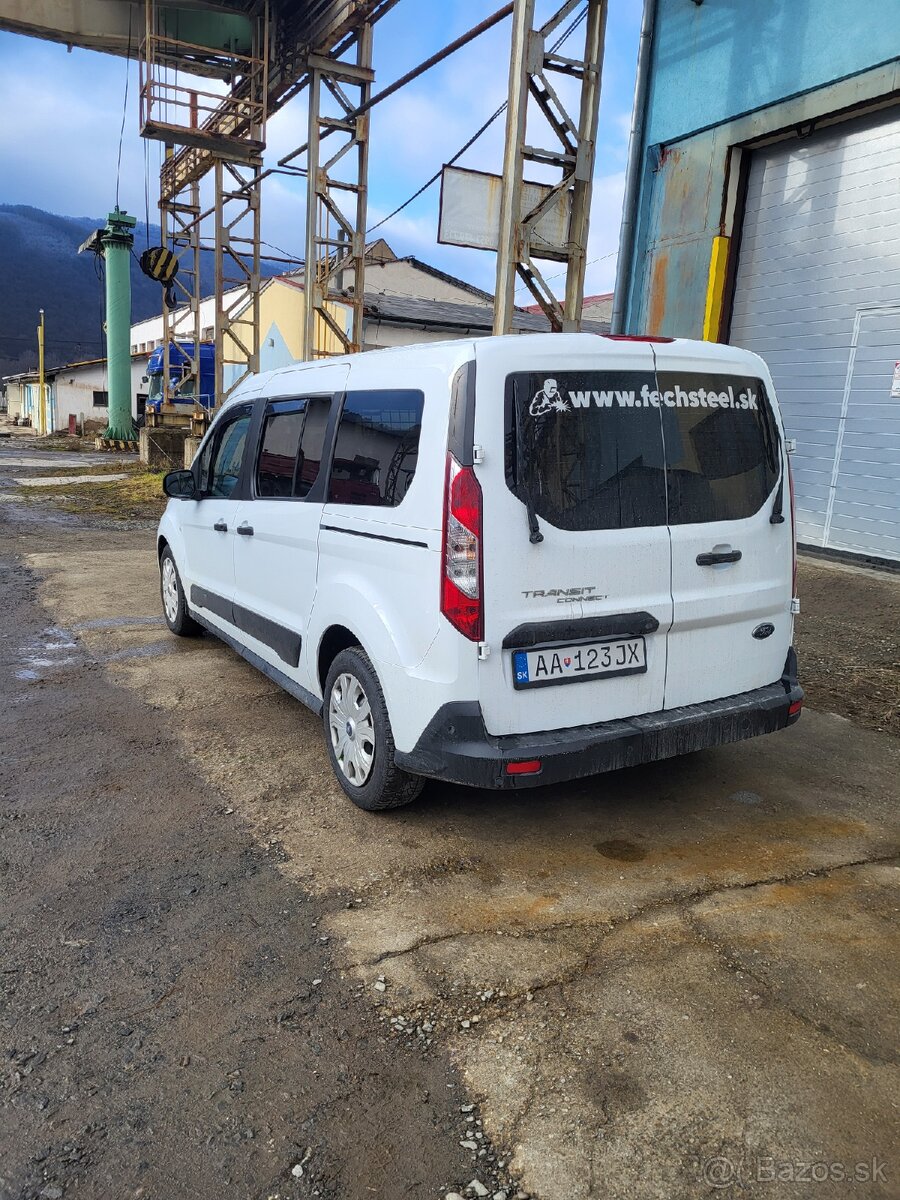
[794,557,900,738]
[1,439,898,1200]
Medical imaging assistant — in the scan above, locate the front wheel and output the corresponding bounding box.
[323,647,424,811]
[160,547,201,637]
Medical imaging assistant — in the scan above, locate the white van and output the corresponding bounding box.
[158,333,802,810]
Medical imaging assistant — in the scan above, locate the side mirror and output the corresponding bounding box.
[163,469,197,500]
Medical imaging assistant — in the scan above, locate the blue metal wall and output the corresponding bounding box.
[622,0,900,335]
[644,0,898,148]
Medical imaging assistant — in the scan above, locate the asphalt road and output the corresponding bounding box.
[1,457,898,1200]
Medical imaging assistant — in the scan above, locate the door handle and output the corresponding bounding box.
[696,549,742,566]
[213,520,228,532]
[236,523,254,537]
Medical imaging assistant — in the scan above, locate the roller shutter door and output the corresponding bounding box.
[730,105,900,562]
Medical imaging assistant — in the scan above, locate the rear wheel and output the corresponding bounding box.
[160,547,201,637]
[323,647,424,811]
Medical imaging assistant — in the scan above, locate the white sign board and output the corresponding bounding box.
[891,360,900,398]
[438,165,571,257]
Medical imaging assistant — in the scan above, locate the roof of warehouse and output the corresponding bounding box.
[362,293,611,335]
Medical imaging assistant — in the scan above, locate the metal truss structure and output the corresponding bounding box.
[298,25,374,359]
[0,0,605,406]
[139,0,269,412]
[214,159,262,401]
[135,0,402,401]
[494,0,607,334]
[158,176,202,413]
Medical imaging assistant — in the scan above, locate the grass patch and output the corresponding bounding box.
[17,470,168,520]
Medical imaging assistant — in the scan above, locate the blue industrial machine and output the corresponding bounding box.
[146,341,215,412]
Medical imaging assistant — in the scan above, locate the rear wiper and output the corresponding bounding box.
[514,392,544,544]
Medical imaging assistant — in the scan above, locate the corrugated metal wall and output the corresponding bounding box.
[730,105,900,561]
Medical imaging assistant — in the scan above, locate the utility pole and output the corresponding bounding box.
[100,208,138,443]
[36,309,45,435]
[494,0,607,334]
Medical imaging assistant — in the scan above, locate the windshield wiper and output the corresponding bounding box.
[514,391,543,544]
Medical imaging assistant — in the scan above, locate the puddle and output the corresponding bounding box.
[105,640,174,662]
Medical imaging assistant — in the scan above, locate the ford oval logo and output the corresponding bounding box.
[753,623,775,640]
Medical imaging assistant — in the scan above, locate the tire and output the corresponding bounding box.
[159,547,201,638]
[323,647,424,811]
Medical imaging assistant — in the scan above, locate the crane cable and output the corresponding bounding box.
[367,4,589,235]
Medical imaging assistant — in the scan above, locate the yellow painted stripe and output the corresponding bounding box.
[702,235,730,342]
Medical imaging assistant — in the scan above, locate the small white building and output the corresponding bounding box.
[50,354,151,432]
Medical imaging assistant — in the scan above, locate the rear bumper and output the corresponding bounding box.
[396,649,803,790]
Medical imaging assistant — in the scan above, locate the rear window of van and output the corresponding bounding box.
[504,370,780,530]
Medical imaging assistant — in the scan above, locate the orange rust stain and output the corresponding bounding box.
[648,253,668,334]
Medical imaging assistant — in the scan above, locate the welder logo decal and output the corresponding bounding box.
[529,378,570,416]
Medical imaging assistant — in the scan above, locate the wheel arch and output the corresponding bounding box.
[317,624,363,695]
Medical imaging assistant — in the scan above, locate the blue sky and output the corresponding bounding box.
[0,0,642,298]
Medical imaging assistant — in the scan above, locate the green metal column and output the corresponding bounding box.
[101,208,137,442]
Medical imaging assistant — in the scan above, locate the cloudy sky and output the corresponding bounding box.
[0,0,642,299]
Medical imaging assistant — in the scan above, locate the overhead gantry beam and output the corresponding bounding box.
[494,0,607,334]
[0,0,254,76]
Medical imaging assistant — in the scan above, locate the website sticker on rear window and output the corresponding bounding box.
[529,376,760,414]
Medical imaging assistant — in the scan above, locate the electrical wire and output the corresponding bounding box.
[367,4,588,235]
[514,249,616,294]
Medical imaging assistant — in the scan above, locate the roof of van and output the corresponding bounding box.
[222,333,772,410]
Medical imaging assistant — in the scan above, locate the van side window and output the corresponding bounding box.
[296,397,331,498]
[328,389,424,507]
[257,402,305,497]
[255,397,333,500]
[206,405,253,499]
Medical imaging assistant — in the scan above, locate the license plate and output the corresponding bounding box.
[512,636,647,690]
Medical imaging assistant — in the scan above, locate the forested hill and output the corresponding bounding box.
[0,205,280,379]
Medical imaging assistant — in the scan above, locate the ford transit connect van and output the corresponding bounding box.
[158,334,802,810]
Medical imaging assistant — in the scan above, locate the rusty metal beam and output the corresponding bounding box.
[494,0,608,335]
[302,20,373,359]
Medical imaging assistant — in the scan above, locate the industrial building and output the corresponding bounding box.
[614,0,900,564]
[4,240,604,432]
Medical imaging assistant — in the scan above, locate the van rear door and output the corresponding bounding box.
[472,338,672,738]
[651,345,793,708]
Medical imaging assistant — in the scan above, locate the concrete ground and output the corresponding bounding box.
[1,453,898,1199]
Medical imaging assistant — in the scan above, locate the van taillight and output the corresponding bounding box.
[788,456,798,597]
[441,453,483,641]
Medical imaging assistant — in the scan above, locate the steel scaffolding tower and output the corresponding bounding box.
[494,0,607,334]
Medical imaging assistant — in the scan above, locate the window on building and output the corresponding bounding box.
[255,397,333,499]
[328,390,424,507]
[92,390,109,407]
